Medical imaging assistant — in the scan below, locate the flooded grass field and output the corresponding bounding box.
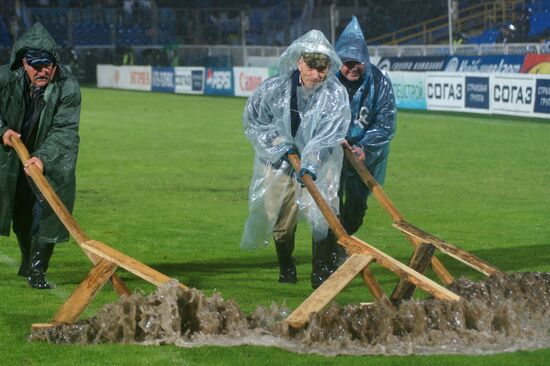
[30,272,550,356]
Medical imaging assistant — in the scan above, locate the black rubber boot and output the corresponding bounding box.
[275,238,297,284]
[311,233,338,289]
[335,243,348,267]
[16,232,32,277]
[27,241,55,289]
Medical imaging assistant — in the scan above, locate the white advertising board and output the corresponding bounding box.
[97,65,152,91]
[97,65,550,119]
[233,67,270,97]
[490,74,536,116]
[426,73,464,110]
[97,65,117,88]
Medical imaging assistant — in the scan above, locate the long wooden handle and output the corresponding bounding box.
[10,135,131,296]
[286,152,460,305]
[287,153,348,239]
[343,148,404,222]
[11,135,90,243]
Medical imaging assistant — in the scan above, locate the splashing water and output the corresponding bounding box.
[29,273,550,356]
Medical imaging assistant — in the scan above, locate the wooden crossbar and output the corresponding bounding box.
[361,266,387,300]
[287,254,374,328]
[11,136,186,329]
[285,153,461,328]
[343,147,502,280]
[343,148,455,284]
[391,243,435,304]
[340,236,459,301]
[82,240,179,287]
[393,221,503,276]
[52,259,118,325]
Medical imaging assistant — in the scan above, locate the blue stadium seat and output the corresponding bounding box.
[466,28,500,44]
[527,0,550,37]
[0,16,12,47]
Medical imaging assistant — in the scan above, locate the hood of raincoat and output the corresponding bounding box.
[334,16,370,65]
[278,29,342,77]
[9,23,60,70]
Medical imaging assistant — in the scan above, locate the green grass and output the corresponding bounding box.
[1,88,549,365]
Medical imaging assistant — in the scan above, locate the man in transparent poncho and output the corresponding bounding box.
[241,30,351,288]
[329,17,397,264]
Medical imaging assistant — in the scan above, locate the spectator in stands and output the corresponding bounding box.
[0,23,81,289]
[9,15,21,42]
[453,31,466,47]
[327,16,396,264]
[61,44,79,74]
[164,44,179,66]
[515,8,530,42]
[497,24,518,44]
[240,30,351,288]
[122,46,135,65]
[122,0,133,26]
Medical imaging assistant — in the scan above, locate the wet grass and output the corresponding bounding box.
[1,87,549,365]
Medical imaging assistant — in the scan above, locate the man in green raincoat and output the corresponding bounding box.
[0,23,81,289]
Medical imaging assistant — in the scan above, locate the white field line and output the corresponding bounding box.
[0,249,71,301]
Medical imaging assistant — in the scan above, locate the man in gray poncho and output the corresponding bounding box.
[241,30,351,288]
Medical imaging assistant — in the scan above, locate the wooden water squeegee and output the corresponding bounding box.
[11,136,188,331]
[285,151,504,328]
[13,132,502,331]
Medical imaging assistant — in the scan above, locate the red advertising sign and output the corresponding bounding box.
[521,54,550,74]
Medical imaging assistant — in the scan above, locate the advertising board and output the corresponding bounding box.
[490,74,535,116]
[233,67,270,97]
[426,73,464,110]
[97,65,152,91]
[521,54,550,74]
[465,76,490,112]
[533,77,550,116]
[152,67,175,93]
[174,67,205,94]
[387,71,426,110]
[377,56,448,72]
[444,55,524,73]
[204,68,233,96]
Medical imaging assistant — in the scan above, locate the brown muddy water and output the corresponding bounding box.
[29,273,550,356]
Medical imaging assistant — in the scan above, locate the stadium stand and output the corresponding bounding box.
[528,0,550,38]
[465,0,549,44]
[0,0,487,48]
[0,0,548,79]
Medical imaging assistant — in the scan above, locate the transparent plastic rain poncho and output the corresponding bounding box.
[335,17,396,184]
[241,30,351,249]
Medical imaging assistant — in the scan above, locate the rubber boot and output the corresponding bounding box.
[16,232,32,277]
[27,240,55,289]
[335,243,348,267]
[275,238,297,284]
[311,233,338,289]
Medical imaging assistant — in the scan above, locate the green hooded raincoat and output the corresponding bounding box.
[0,23,81,243]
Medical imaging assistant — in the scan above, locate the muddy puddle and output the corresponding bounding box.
[29,272,550,356]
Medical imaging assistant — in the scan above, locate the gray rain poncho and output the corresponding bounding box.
[335,16,396,184]
[241,30,351,249]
